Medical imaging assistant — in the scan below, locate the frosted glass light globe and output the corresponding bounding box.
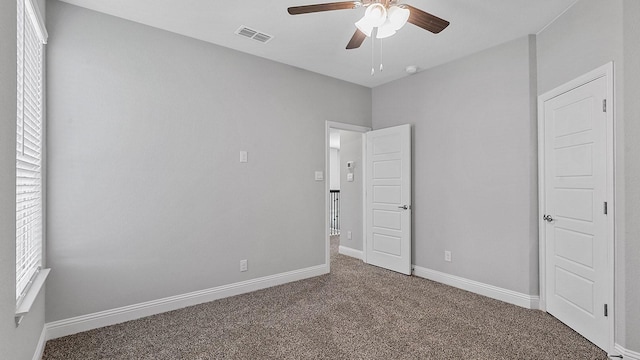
[388,5,410,30]
[363,3,387,27]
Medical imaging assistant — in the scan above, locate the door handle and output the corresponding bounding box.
[398,205,411,210]
[543,214,554,222]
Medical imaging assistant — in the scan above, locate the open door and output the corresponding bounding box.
[365,124,411,275]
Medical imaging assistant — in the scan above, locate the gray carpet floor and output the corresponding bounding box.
[43,236,607,359]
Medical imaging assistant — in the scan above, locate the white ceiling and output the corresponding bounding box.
[58,0,578,88]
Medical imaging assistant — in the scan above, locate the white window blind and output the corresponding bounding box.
[16,0,47,305]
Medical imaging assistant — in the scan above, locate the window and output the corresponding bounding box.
[16,0,47,307]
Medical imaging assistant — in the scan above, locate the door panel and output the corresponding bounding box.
[543,76,609,350]
[554,189,593,221]
[554,267,594,313]
[554,97,593,135]
[373,210,401,230]
[372,133,401,154]
[373,160,402,179]
[555,144,593,176]
[554,228,593,268]
[366,125,411,275]
[372,233,402,256]
[373,186,402,204]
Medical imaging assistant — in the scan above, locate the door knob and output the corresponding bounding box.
[543,214,554,222]
[398,205,410,210]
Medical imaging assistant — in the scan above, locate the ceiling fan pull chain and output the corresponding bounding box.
[371,35,375,76]
[380,39,384,72]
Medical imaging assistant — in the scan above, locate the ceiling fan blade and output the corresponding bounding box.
[404,5,450,34]
[288,1,359,15]
[346,29,367,49]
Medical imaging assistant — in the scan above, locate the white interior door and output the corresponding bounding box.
[365,124,411,275]
[542,76,610,350]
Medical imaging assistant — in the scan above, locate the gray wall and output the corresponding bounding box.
[537,0,639,350]
[339,131,363,251]
[623,0,640,351]
[536,0,624,95]
[372,36,538,295]
[330,148,340,190]
[0,0,47,359]
[45,0,371,322]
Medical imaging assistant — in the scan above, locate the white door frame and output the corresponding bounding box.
[325,121,371,271]
[537,62,615,353]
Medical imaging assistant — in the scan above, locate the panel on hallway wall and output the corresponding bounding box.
[339,131,363,251]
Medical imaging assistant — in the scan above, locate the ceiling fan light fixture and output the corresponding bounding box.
[363,3,387,27]
[376,19,396,39]
[387,5,410,30]
[287,1,450,50]
[355,16,374,37]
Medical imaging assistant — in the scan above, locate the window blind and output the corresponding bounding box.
[16,0,46,304]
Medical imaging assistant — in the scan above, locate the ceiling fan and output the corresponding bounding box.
[287,0,450,50]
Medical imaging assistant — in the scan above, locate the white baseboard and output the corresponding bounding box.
[45,264,328,340]
[614,343,640,360]
[412,266,540,309]
[338,246,363,260]
[32,324,47,360]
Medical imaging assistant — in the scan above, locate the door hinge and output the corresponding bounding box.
[603,99,607,112]
[604,304,608,317]
[604,202,608,215]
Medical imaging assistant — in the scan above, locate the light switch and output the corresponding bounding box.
[240,151,248,163]
[347,173,354,182]
[315,171,324,181]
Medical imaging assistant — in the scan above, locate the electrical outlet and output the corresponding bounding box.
[347,231,352,240]
[240,259,248,272]
[444,251,452,262]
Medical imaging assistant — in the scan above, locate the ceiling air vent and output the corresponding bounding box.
[235,26,273,44]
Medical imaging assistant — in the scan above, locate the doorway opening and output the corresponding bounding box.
[325,122,370,272]
[329,129,340,237]
[325,122,413,275]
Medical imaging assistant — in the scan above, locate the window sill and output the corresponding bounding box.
[15,268,50,327]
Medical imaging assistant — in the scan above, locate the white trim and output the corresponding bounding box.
[537,62,615,352]
[537,85,546,312]
[24,0,47,43]
[614,344,640,360]
[536,0,580,35]
[361,133,367,263]
[16,269,50,317]
[32,325,47,360]
[325,121,371,273]
[16,0,46,313]
[325,121,371,134]
[412,266,540,309]
[338,245,363,260]
[45,264,327,340]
